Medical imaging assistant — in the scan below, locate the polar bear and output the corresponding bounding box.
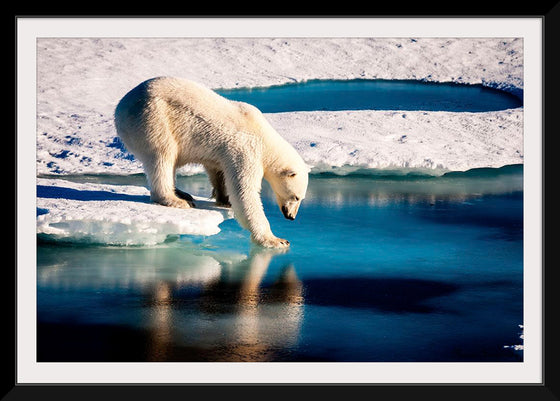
[114,77,309,248]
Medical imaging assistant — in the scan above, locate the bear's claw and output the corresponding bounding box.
[175,188,196,207]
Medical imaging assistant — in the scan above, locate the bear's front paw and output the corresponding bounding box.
[256,235,290,248]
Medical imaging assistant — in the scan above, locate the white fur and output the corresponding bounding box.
[114,77,309,248]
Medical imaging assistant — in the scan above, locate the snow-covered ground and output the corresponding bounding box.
[270,108,522,174]
[37,178,232,245]
[35,37,524,244]
[36,37,523,176]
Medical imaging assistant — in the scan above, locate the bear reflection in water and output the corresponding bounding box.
[144,248,304,362]
[37,246,303,362]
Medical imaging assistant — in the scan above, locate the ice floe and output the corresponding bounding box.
[36,178,232,245]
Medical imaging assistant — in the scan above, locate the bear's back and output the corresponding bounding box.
[148,77,233,115]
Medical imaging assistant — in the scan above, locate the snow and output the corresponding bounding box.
[37,178,232,245]
[269,108,523,173]
[34,37,524,245]
[36,37,523,176]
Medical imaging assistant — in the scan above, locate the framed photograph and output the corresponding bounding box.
[14,11,552,398]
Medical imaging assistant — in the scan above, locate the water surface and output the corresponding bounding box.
[216,79,523,113]
[37,166,523,362]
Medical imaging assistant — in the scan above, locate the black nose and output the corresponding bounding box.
[281,206,295,220]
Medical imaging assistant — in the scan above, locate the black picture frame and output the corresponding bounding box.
[12,5,556,400]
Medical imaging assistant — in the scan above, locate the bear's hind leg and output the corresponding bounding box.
[206,166,231,207]
[145,156,193,209]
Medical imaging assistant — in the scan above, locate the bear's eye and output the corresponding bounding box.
[281,169,297,177]
[294,196,300,201]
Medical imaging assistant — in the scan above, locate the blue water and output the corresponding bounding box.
[37,166,523,362]
[216,79,523,113]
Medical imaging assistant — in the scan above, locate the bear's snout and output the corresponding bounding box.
[281,205,297,220]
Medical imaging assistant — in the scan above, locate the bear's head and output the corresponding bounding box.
[267,163,309,221]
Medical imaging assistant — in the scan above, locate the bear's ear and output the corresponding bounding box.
[281,168,297,177]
